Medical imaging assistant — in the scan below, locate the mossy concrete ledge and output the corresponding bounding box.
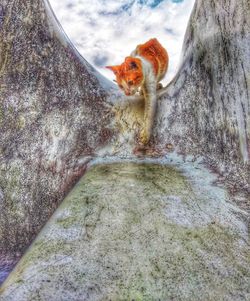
[0,162,249,301]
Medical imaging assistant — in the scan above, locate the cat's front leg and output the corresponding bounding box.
[140,83,157,145]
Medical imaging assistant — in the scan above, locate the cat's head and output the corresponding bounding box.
[106,57,144,96]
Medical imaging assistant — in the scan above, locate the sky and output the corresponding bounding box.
[49,0,195,85]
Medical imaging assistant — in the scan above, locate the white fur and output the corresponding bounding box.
[130,53,157,144]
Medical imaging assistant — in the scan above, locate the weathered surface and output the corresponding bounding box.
[0,160,249,300]
[0,0,114,260]
[157,0,250,179]
[112,0,250,185]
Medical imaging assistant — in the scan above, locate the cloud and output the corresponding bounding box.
[49,0,195,85]
[92,54,109,67]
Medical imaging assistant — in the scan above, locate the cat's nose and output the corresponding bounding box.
[125,91,131,96]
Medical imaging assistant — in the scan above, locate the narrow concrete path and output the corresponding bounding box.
[0,159,249,301]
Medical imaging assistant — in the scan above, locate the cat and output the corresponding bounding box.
[106,38,169,145]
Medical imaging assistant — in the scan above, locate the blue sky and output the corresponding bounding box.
[49,0,194,85]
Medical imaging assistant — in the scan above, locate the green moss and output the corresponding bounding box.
[1,163,249,300]
[17,115,26,129]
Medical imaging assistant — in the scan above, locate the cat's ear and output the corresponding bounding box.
[125,57,138,70]
[129,61,138,70]
[106,65,120,75]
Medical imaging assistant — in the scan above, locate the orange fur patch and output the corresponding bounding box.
[106,38,168,95]
[135,38,169,78]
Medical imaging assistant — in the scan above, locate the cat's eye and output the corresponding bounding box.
[119,84,123,89]
[128,81,133,86]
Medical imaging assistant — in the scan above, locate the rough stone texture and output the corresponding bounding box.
[112,0,250,187]
[157,0,250,183]
[0,160,249,300]
[0,0,114,259]
[158,0,250,159]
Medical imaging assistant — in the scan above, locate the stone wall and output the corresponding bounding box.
[0,0,249,269]
[0,0,114,255]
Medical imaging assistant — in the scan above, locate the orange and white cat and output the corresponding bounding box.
[106,38,168,145]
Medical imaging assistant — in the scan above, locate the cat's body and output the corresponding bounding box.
[106,38,168,144]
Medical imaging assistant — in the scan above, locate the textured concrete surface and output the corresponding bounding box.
[0,0,114,258]
[157,0,250,165]
[112,0,250,186]
[0,160,249,300]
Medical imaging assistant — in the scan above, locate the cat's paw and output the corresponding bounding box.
[140,129,150,145]
[157,83,163,90]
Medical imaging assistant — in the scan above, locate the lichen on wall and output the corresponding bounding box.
[0,0,114,258]
[1,161,249,300]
